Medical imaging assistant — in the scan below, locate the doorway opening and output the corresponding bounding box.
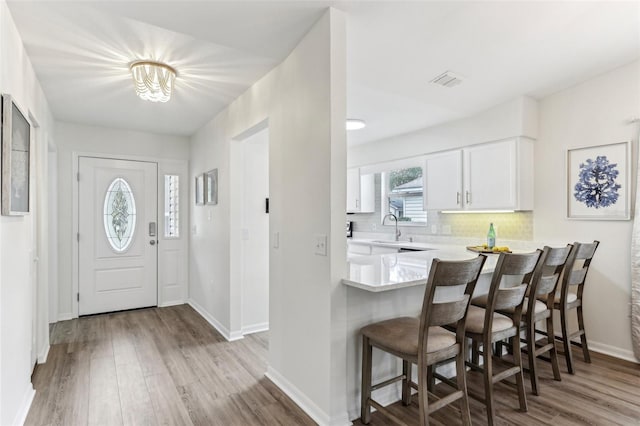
[233,125,270,336]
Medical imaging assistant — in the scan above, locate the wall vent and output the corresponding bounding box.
[430,71,464,88]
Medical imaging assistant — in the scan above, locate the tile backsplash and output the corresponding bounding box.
[348,174,533,241]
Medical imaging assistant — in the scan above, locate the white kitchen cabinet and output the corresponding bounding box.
[424,150,463,210]
[424,138,533,211]
[347,168,375,213]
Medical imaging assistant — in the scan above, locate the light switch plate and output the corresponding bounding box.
[315,234,327,256]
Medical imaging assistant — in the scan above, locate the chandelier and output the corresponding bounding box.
[130,61,177,103]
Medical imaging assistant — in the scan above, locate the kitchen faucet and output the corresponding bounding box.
[382,213,401,241]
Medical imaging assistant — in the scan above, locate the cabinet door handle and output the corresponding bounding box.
[456,192,460,205]
[466,191,470,204]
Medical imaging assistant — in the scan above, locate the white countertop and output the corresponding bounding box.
[343,241,500,292]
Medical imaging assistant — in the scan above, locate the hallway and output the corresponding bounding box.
[25,305,314,426]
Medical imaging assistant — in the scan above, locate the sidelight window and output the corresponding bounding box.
[164,175,180,238]
[103,177,137,252]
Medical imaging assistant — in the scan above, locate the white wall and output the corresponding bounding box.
[0,1,55,424]
[535,60,640,361]
[189,9,349,425]
[239,129,269,333]
[54,121,190,318]
[348,96,538,168]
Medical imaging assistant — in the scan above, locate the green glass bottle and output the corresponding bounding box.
[487,223,496,249]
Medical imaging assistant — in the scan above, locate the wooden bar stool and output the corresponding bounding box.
[501,245,572,395]
[360,255,486,426]
[463,250,541,426]
[551,241,599,374]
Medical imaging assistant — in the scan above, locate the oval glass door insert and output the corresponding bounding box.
[103,177,137,252]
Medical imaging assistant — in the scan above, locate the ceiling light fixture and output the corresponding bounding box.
[346,119,366,130]
[130,61,177,103]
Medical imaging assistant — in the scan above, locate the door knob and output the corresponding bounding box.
[150,240,156,245]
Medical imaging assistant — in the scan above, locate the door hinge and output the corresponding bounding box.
[76,172,80,182]
[77,232,80,242]
[77,293,79,302]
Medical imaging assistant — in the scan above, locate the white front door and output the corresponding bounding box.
[78,157,158,316]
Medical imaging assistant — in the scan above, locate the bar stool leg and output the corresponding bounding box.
[402,360,412,405]
[546,315,561,381]
[577,306,591,363]
[418,360,430,426]
[560,307,575,374]
[512,329,528,412]
[526,318,540,396]
[361,336,372,424]
[482,338,496,426]
[456,346,472,425]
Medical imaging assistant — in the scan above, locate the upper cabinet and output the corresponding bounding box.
[347,168,375,213]
[424,138,533,211]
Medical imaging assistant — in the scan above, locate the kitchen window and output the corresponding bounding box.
[381,165,427,225]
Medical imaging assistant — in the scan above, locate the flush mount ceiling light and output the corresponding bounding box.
[346,119,366,130]
[130,61,177,103]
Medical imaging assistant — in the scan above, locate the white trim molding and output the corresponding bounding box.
[13,386,35,426]
[187,299,244,342]
[37,344,50,364]
[589,341,639,364]
[242,322,269,336]
[57,313,74,322]
[158,300,185,308]
[266,366,352,426]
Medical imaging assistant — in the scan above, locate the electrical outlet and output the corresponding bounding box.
[430,225,438,234]
[315,234,327,256]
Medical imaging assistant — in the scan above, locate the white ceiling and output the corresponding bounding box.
[7,1,640,144]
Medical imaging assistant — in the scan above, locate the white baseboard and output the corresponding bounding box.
[57,313,74,322]
[38,344,50,364]
[14,386,35,426]
[158,300,185,308]
[266,366,352,426]
[242,322,269,335]
[187,299,244,342]
[553,333,639,364]
[589,341,639,364]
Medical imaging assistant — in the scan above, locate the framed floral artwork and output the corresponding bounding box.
[1,94,31,216]
[567,141,631,220]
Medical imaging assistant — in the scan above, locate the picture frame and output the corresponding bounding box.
[567,141,631,220]
[1,94,31,216]
[205,168,218,205]
[195,173,205,206]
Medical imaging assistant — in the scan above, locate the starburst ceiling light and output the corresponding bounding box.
[130,61,177,103]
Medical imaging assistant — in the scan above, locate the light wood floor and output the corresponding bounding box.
[26,305,640,426]
[26,305,315,426]
[354,348,640,426]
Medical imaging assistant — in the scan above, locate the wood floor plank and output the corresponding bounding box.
[88,356,123,426]
[116,362,158,426]
[145,373,194,426]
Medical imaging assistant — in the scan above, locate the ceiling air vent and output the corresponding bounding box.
[430,71,464,88]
